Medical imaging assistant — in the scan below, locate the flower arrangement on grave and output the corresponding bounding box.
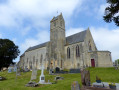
[108,83,116,89]
[96,76,101,83]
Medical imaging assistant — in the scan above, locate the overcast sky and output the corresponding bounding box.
[0,0,119,62]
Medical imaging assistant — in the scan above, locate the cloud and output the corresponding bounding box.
[66,27,119,61]
[96,3,108,19]
[20,30,49,51]
[0,0,83,28]
[90,27,119,61]
[66,27,84,36]
[21,26,31,36]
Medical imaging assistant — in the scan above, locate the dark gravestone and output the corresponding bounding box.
[71,81,80,90]
[25,81,38,87]
[59,70,68,74]
[81,69,90,86]
[69,69,80,73]
[55,76,64,81]
[55,67,60,73]
[49,69,53,74]
[24,67,30,72]
[0,76,6,81]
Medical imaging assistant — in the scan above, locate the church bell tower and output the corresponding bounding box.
[50,13,65,69]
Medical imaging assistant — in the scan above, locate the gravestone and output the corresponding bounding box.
[55,76,64,81]
[24,66,29,72]
[55,67,60,73]
[69,69,80,73]
[0,76,6,81]
[71,81,80,90]
[8,67,12,73]
[31,67,37,81]
[81,69,90,86]
[49,69,53,74]
[25,81,38,87]
[39,65,45,84]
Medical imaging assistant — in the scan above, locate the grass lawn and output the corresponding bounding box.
[0,67,119,90]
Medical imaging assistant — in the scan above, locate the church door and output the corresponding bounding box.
[91,59,95,67]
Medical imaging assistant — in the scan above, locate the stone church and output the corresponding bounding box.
[18,13,113,70]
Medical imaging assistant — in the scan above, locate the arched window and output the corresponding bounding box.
[27,58,28,64]
[89,45,92,51]
[30,61,32,69]
[88,41,92,51]
[40,54,43,64]
[36,59,38,68]
[76,45,80,57]
[67,47,70,59]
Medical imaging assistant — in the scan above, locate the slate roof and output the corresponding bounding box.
[25,42,49,52]
[66,30,87,45]
[25,30,87,52]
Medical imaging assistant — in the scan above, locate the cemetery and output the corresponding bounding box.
[0,67,119,90]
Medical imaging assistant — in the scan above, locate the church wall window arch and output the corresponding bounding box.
[33,56,35,64]
[67,47,70,59]
[89,45,92,51]
[76,45,80,57]
[40,54,43,64]
[88,40,92,51]
[27,58,28,64]
[36,59,38,68]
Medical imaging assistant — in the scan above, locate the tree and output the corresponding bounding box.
[0,39,20,70]
[115,59,119,64]
[103,0,119,26]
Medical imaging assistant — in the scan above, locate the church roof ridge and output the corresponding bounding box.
[66,30,87,38]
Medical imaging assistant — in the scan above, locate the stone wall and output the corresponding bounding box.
[97,51,113,67]
[24,46,47,69]
[64,42,84,69]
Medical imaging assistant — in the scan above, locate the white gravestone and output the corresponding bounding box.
[39,65,45,84]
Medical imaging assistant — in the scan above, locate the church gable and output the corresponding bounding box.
[83,29,97,52]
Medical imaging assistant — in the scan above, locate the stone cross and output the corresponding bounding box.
[39,64,45,84]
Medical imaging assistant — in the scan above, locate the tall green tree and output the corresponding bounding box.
[103,0,119,26]
[0,39,20,70]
